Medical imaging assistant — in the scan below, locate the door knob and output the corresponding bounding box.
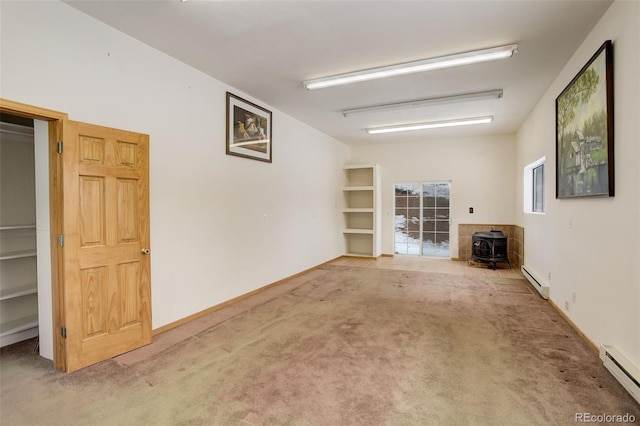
[141,248,150,255]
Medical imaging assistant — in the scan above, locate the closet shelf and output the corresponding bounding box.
[0,250,37,261]
[0,284,38,301]
[0,225,36,231]
[0,315,38,338]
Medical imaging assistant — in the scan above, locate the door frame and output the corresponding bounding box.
[1,98,68,370]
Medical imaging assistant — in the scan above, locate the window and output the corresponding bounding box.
[524,157,545,214]
[532,163,544,212]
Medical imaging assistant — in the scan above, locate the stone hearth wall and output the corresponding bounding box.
[458,224,524,269]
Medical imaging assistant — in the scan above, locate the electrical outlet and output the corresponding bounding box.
[262,214,268,222]
[565,301,570,311]
[547,272,551,282]
[568,217,573,229]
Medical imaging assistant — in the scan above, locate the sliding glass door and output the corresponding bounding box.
[394,182,450,257]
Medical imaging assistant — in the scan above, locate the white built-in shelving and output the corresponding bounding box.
[342,164,381,257]
[0,229,39,348]
[1,121,39,347]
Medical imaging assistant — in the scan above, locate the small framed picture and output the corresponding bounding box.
[226,92,272,163]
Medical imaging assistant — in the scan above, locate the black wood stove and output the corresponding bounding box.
[471,230,510,270]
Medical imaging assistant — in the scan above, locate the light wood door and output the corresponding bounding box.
[59,120,151,372]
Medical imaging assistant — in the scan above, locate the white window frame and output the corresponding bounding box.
[524,156,546,215]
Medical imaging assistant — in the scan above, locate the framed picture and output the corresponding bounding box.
[556,40,613,198]
[226,92,272,163]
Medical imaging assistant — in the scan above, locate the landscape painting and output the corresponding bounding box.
[556,40,613,198]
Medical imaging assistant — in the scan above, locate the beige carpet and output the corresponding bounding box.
[1,262,638,425]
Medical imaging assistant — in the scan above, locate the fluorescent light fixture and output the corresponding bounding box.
[342,90,503,117]
[303,44,517,90]
[366,116,493,135]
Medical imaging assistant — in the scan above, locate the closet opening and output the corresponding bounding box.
[0,113,38,350]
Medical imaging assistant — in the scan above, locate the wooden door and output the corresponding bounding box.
[58,120,151,372]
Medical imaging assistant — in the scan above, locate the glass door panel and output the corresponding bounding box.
[395,182,450,257]
[394,184,420,255]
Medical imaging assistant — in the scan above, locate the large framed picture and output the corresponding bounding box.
[226,92,272,163]
[556,40,613,198]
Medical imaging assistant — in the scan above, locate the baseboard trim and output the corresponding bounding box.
[152,256,341,336]
[548,299,599,354]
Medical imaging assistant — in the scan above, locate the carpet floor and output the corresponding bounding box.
[1,262,638,425]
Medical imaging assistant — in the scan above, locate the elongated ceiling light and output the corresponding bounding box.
[303,44,517,90]
[366,116,493,135]
[342,89,503,117]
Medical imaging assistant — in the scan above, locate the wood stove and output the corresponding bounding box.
[471,230,510,270]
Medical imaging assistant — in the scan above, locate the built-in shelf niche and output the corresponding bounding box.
[342,164,381,257]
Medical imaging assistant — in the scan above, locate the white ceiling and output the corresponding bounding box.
[65,0,612,146]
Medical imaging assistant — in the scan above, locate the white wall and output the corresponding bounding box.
[0,1,349,356]
[516,1,639,367]
[350,134,517,257]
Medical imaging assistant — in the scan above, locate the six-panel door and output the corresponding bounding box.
[61,120,151,372]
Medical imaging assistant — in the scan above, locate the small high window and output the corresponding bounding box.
[524,157,545,214]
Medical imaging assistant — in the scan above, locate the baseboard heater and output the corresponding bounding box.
[521,266,549,299]
[600,345,640,404]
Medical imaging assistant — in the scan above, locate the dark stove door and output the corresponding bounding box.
[473,239,492,259]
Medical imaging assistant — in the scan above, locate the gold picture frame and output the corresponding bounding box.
[226,92,272,163]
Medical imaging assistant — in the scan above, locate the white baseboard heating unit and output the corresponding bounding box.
[521,266,549,299]
[600,345,640,404]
